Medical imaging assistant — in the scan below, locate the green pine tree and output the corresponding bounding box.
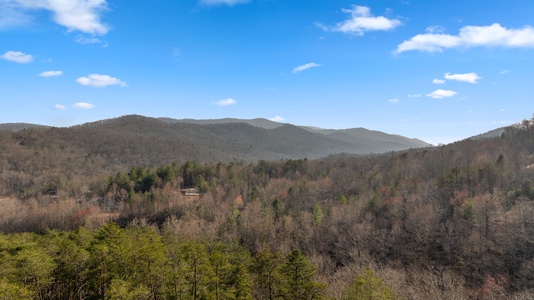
[342,269,396,300]
[253,249,284,300]
[280,250,325,300]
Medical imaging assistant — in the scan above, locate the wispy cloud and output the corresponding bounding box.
[292,62,321,74]
[1,0,109,35]
[500,70,510,74]
[54,104,66,110]
[76,74,127,87]
[317,5,402,35]
[388,98,399,104]
[270,116,285,122]
[215,98,237,106]
[199,0,250,6]
[72,102,95,109]
[0,2,32,29]
[76,35,106,46]
[408,93,422,98]
[426,89,457,99]
[1,50,33,63]
[395,23,534,54]
[39,70,63,78]
[432,79,445,84]
[444,72,481,83]
[426,25,445,34]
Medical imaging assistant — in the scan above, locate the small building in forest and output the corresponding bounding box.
[180,188,200,196]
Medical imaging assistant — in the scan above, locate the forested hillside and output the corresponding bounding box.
[0,115,429,199]
[1,116,534,299]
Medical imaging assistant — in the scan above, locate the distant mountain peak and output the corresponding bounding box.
[0,115,431,157]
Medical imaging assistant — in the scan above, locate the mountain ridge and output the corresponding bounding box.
[0,115,430,150]
[0,114,431,166]
[157,116,430,148]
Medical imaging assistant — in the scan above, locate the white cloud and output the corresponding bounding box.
[2,0,109,35]
[76,74,127,87]
[426,89,457,99]
[1,50,33,63]
[500,70,510,74]
[54,104,66,110]
[395,23,534,54]
[432,79,445,84]
[270,116,285,122]
[318,5,402,35]
[199,0,250,6]
[408,93,422,98]
[39,70,63,77]
[215,98,237,106]
[72,102,94,109]
[444,72,481,84]
[76,35,104,45]
[387,98,399,104]
[292,62,321,74]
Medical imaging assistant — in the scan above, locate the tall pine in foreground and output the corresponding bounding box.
[280,250,325,300]
[253,249,284,300]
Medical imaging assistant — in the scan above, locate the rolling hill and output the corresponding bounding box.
[0,115,430,164]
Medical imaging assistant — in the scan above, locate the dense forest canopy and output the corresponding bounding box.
[1,116,534,299]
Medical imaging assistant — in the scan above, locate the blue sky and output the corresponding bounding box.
[1,0,534,144]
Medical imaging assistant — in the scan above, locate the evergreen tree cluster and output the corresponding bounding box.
[0,223,341,300]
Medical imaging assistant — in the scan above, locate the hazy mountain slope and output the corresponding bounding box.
[0,115,432,175]
[169,117,431,151]
[0,123,50,132]
[0,115,362,172]
[469,127,506,141]
[162,122,358,160]
[160,117,284,130]
[301,126,431,152]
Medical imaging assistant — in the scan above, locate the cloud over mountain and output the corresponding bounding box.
[444,72,481,84]
[292,63,321,74]
[318,5,402,35]
[426,89,457,99]
[2,0,110,35]
[395,23,534,54]
[215,98,237,106]
[39,70,63,78]
[76,74,127,87]
[72,102,95,109]
[1,50,32,63]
